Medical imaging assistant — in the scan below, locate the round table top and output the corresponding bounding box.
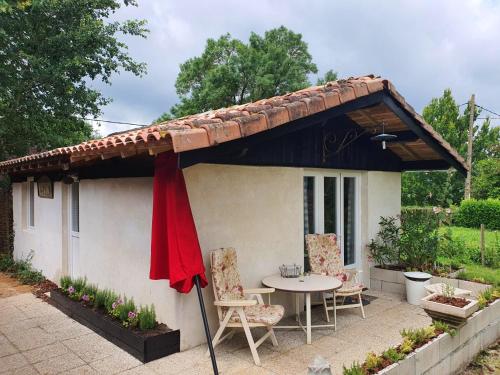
[262,273,342,293]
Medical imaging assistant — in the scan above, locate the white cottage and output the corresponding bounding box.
[0,75,467,350]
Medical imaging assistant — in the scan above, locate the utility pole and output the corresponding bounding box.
[464,94,475,200]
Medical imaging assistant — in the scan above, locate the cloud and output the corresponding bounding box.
[94,0,500,135]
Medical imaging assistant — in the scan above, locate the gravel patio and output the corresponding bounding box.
[0,280,432,375]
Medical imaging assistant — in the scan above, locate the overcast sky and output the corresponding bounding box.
[90,0,500,136]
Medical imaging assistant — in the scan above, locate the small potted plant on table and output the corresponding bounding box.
[421,283,478,328]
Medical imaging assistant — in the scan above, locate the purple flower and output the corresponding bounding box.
[112,299,123,310]
[128,311,137,320]
[81,294,90,302]
[68,286,75,294]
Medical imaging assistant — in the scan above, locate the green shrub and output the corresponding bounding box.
[72,277,87,294]
[0,254,15,272]
[138,305,156,330]
[367,216,401,267]
[432,320,457,337]
[17,268,44,284]
[400,209,440,269]
[382,347,405,363]
[104,290,119,313]
[400,337,414,354]
[438,227,468,264]
[454,199,500,230]
[364,352,383,371]
[94,289,108,309]
[60,275,72,290]
[113,298,136,323]
[342,361,364,375]
[401,326,436,347]
[2,252,45,285]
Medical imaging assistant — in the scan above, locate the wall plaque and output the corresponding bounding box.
[37,175,53,199]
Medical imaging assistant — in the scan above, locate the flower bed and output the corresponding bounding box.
[50,276,179,362]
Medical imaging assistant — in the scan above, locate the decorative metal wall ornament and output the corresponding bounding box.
[370,123,397,150]
[322,127,368,163]
[36,175,53,198]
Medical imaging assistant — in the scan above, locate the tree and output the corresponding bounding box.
[158,26,322,119]
[316,70,338,85]
[401,89,499,206]
[0,0,148,161]
[473,158,500,199]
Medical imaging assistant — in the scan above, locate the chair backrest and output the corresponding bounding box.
[305,233,345,278]
[210,248,245,303]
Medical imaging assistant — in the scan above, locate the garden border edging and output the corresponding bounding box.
[376,299,499,375]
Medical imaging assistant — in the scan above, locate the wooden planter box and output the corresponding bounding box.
[421,293,479,328]
[50,289,180,362]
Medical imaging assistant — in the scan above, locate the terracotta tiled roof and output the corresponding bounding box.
[0,75,466,172]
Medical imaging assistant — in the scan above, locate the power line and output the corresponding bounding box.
[476,105,500,118]
[80,117,149,127]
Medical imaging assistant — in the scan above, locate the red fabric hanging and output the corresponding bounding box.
[149,152,208,293]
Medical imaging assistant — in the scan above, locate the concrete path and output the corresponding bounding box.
[0,277,431,374]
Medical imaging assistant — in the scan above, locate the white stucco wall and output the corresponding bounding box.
[363,171,402,286]
[12,181,64,281]
[10,166,401,350]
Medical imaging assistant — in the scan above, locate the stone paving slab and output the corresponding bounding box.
[0,287,431,374]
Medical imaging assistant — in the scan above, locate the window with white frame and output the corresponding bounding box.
[71,182,79,233]
[27,179,35,228]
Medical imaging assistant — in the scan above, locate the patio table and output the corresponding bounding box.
[262,273,342,344]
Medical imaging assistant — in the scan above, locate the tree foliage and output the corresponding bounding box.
[473,158,500,200]
[0,0,148,160]
[402,89,500,206]
[159,26,331,119]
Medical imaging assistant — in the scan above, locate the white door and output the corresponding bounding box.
[68,182,80,278]
[303,172,360,269]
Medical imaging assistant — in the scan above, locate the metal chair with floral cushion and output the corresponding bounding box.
[305,233,365,329]
[209,248,284,366]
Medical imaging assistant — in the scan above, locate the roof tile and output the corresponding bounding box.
[201,121,242,146]
[234,113,269,137]
[260,107,290,128]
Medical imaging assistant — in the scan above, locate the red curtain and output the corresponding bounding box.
[149,152,208,293]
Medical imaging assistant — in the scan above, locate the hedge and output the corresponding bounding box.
[454,199,500,230]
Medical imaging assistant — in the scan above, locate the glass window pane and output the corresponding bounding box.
[343,177,356,265]
[303,177,315,235]
[324,177,337,234]
[29,181,34,227]
[71,182,79,233]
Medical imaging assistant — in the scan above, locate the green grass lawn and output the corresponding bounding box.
[439,226,499,286]
[440,226,499,249]
[456,263,500,287]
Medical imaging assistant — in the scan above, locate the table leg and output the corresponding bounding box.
[295,293,300,322]
[306,292,311,344]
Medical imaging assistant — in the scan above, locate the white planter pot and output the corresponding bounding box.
[403,272,432,305]
[421,293,478,318]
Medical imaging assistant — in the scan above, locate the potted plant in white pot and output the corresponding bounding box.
[421,283,478,328]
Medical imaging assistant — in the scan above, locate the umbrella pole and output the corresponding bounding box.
[194,274,219,375]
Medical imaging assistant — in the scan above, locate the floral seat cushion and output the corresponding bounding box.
[338,281,364,294]
[306,233,363,292]
[306,233,343,277]
[211,248,284,326]
[230,304,284,325]
[211,248,245,301]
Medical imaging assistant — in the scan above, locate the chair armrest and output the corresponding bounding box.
[214,299,257,307]
[345,269,362,283]
[345,269,362,274]
[244,288,275,294]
